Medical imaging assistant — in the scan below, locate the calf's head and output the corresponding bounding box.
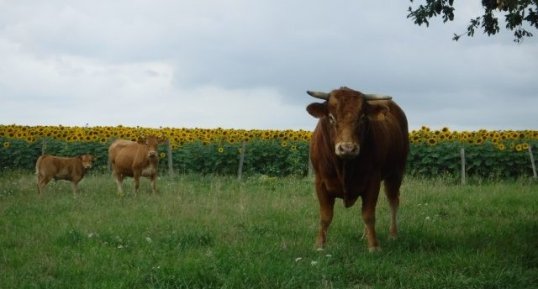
[306,87,390,159]
[79,154,94,169]
[138,135,166,159]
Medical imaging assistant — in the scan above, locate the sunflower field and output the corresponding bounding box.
[1,124,537,179]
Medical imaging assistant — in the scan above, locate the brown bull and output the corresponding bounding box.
[36,154,94,195]
[108,136,165,195]
[306,86,409,252]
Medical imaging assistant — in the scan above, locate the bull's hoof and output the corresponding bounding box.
[315,241,326,250]
[368,246,382,253]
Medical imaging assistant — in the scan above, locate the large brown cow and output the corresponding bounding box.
[108,136,165,195]
[36,154,94,195]
[306,86,409,252]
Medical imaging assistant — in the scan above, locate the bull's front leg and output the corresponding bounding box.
[315,180,335,249]
[361,180,381,252]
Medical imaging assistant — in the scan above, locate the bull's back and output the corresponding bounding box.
[372,101,409,174]
[387,102,409,160]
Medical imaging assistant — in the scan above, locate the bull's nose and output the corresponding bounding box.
[335,142,360,158]
[148,151,158,158]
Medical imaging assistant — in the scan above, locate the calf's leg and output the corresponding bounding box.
[71,182,79,195]
[133,172,141,195]
[113,171,124,196]
[71,175,83,195]
[150,175,157,194]
[37,175,51,194]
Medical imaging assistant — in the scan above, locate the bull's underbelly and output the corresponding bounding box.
[324,177,367,196]
[321,174,372,207]
[324,178,346,198]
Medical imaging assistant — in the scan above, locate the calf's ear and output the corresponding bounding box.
[306,103,328,118]
[366,103,390,121]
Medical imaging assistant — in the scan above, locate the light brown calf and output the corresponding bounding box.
[108,136,165,195]
[36,154,94,195]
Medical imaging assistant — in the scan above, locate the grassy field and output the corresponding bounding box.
[0,172,536,289]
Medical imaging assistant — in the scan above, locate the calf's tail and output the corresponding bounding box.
[35,155,44,175]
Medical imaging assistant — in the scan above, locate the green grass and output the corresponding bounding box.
[0,172,537,289]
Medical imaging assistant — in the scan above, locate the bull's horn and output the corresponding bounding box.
[307,90,330,100]
[364,93,392,100]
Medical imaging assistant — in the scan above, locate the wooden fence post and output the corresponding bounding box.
[237,141,246,180]
[460,147,466,185]
[166,139,173,176]
[529,145,537,180]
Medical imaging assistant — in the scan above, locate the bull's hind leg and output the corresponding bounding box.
[384,173,403,240]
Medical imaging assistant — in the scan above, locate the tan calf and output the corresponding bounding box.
[108,136,165,195]
[36,154,94,195]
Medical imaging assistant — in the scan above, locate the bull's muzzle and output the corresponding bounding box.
[148,151,158,158]
[335,142,360,158]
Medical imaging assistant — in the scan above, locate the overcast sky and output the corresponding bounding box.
[1,1,536,131]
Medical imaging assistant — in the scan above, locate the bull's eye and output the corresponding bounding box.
[328,114,336,125]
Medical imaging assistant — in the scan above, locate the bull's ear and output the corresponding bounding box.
[306,103,327,118]
[366,103,390,121]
